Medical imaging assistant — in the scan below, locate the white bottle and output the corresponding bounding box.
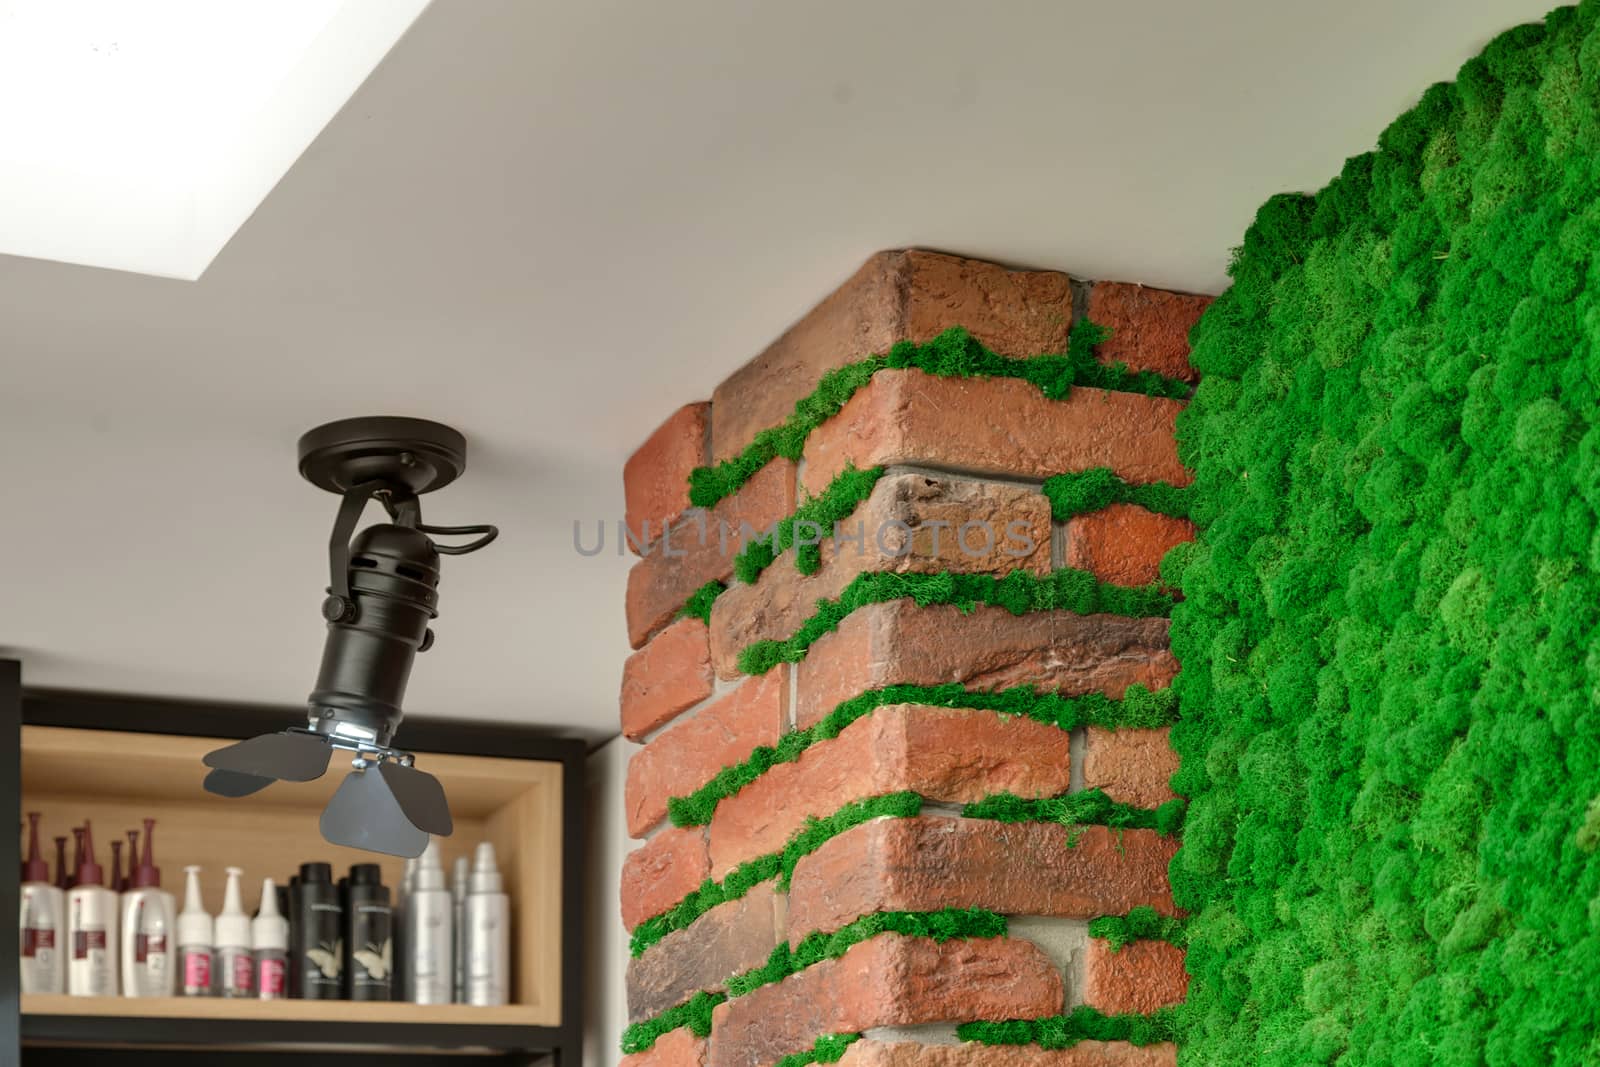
[176,866,213,996]
[66,822,119,996]
[252,877,289,1000]
[119,818,176,997]
[451,855,468,1002]
[405,840,453,1004]
[395,856,416,1002]
[19,812,65,994]
[215,867,253,998]
[463,842,511,1006]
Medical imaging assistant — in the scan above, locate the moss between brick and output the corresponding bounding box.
[962,790,1187,838]
[627,911,1004,1054]
[733,464,887,583]
[737,567,1174,676]
[957,1007,1180,1049]
[775,1034,863,1067]
[1087,906,1191,951]
[676,579,724,624]
[726,908,1008,997]
[688,324,1190,509]
[620,990,724,1055]
[668,683,1178,828]
[633,785,1178,959]
[1042,467,1192,521]
[630,792,925,958]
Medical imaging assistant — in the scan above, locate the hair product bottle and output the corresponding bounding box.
[52,837,69,891]
[176,865,213,996]
[451,855,468,1002]
[405,840,453,1004]
[66,822,119,996]
[126,830,140,891]
[252,877,289,1000]
[109,841,125,895]
[394,856,416,1002]
[463,842,510,1006]
[346,864,393,1001]
[119,819,176,997]
[291,862,342,1000]
[215,867,253,998]
[19,812,65,995]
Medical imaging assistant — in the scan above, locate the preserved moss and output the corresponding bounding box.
[1170,5,1600,1063]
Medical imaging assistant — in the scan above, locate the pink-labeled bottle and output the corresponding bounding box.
[216,867,253,998]
[253,877,289,999]
[177,866,213,996]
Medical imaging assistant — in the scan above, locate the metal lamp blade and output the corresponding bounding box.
[202,731,334,782]
[319,766,430,858]
[377,761,454,837]
[202,768,275,797]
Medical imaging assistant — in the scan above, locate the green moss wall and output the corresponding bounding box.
[1169,4,1600,1064]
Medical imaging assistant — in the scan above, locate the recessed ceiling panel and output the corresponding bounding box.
[0,0,427,279]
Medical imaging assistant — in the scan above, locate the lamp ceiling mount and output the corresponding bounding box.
[297,416,467,497]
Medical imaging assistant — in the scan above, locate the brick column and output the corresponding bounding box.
[617,251,1208,1067]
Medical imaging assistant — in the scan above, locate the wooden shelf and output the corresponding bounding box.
[11,694,583,1061]
[22,993,545,1027]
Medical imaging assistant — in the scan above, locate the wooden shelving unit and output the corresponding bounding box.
[3,671,586,1067]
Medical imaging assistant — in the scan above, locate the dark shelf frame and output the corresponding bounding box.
[2,661,586,1067]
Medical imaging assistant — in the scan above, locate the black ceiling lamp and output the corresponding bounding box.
[202,417,497,858]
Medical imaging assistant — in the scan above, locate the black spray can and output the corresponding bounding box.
[290,862,343,999]
[345,864,393,1001]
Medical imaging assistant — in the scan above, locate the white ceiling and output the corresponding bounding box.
[0,0,1554,740]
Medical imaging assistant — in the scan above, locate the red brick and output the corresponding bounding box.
[625,402,711,553]
[795,600,1176,728]
[708,705,1071,877]
[1083,938,1189,1015]
[626,882,783,1021]
[800,371,1187,497]
[1082,727,1181,808]
[713,251,1072,463]
[621,826,710,931]
[1087,282,1211,384]
[621,1028,707,1067]
[709,471,1051,678]
[786,817,1179,939]
[838,1041,1177,1067]
[621,619,714,740]
[708,934,1063,1067]
[1062,505,1194,587]
[625,459,796,649]
[627,668,787,837]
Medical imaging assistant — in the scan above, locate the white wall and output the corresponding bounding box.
[584,736,631,1066]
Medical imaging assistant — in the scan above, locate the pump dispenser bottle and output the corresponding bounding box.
[463,842,510,1006]
[66,822,119,996]
[19,812,65,994]
[215,867,253,998]
[405,840,453,1004]
[177,866,213,996]
[120,819,176,997]
[252,877,289,1000]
